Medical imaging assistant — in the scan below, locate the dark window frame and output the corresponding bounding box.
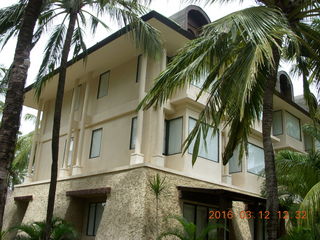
[182,202,220,240]
[89,128,103,159]
[97,71,110,99]
[188,117,220,163]
[163,117,183,156]
[272,110,283,136]
[129,117,137,150]
[247,143,265,176]
[285,111,302,141]
[135,55,142,83]
[86,202,105,236]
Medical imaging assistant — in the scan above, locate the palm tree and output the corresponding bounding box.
[139,2,320,239]
[0,0,44,230]
[13,217,78,240]
[27,1,162,238]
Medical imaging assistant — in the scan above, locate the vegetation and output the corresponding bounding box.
[139,1,320,238]
[275,122,320,237]
[158,216,224,240]
[13,218,78,240]
[148,173,167,238]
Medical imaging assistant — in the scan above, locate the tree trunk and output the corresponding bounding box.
[43,11,77,240]
[0,0,43,231]
[262,47,281,240]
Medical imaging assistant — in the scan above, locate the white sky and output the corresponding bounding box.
[0,0,304,134]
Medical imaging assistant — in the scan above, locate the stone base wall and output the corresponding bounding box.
[4,166,255,240]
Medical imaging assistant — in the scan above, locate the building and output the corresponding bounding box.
[3,5,314,240]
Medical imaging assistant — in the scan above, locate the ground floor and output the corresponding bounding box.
[4,164,269,240]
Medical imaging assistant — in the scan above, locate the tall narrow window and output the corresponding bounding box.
[89,128,103,158]
[272,111,283,135]
[97,71,109,98]
[247,143,265,175]
[188,118,219,162]
[229,147,241,173]
[164,117,183,155]
[63,137,74,167]
[136,55,142,83]
[130,117,137,149]
[286,112,301,141]
[74,84,81,111]
[86,202,105,236]
[304,133,313,152]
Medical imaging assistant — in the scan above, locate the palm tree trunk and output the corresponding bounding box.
[0,0,43,231]
[43,11,77,240]
[262,47,281,240]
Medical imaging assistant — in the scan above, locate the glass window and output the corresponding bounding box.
[63,137,74,167]
[229,147,242,173]
[188,118,219,162]
[304,133,313,152]
[136,55,142,83]
[130,117,137,149]
[192,74,206,88]
[272,111,283,135]
[164,117,183,155]
[86,202,105,236]
[286,112,301,140]
[183,203,219,240]
[89,129,103,158]
[97,71,109,98]
[247,143,265,175]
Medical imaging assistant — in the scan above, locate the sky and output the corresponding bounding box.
[0,0,304,134]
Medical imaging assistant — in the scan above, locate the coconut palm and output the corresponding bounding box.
[139,1,320,239]
[0,0,44,230]
[26,1,162,238]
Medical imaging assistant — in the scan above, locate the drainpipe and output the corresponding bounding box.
[60,79,79,177]
[130,54,148,165]
[24,101,42,183]
[73,80,90,175]
[151,49,166,167]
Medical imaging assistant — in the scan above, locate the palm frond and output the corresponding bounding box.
[299,181,320,227]
[139,6,296,164]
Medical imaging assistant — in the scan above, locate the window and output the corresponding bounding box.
[229,147,242,173]
[87,202,105,236]
[188,118,219,162]
[136,55,142,83]
[97,71,109,98]
[89,128,103,158]
[164,117,183,155]
[63,137,74,167]
[304,133,313,152]
[74,85,81,111]
[272,111,283,135]
[286,112,301,141]
[183,203,218,239]
[247,143,265,175]
[130,117,137,149]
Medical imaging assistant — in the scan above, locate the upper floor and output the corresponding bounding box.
[22,6,314,195]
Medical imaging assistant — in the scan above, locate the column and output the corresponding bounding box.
[130,54,148,165]
[24,101,42,183]
[60,79,79,177]
[151,49,166,167]
[72,80,91,175]
[222,130,232,184]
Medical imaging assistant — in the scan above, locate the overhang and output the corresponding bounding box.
[66,187,111,198]
[177,186,265,206]
[14,195,33,202]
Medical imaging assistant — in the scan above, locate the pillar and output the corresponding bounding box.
[130,54,148,165]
